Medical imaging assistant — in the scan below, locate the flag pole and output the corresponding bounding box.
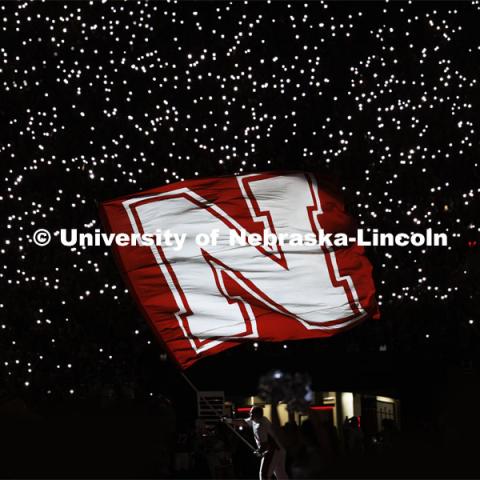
[179,371,257,452]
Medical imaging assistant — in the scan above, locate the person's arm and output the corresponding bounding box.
[221,417,249,428]
[257,440,270,454]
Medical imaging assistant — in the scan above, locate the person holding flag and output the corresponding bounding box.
[223,405,289,480]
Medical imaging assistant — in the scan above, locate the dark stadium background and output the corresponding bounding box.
[1,1,479,477]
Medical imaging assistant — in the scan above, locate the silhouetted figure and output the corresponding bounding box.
[225,406,288,479]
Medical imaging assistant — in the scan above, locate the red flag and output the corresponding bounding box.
[100,172,379,368]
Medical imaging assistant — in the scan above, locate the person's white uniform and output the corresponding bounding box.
[245,416,289,479]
